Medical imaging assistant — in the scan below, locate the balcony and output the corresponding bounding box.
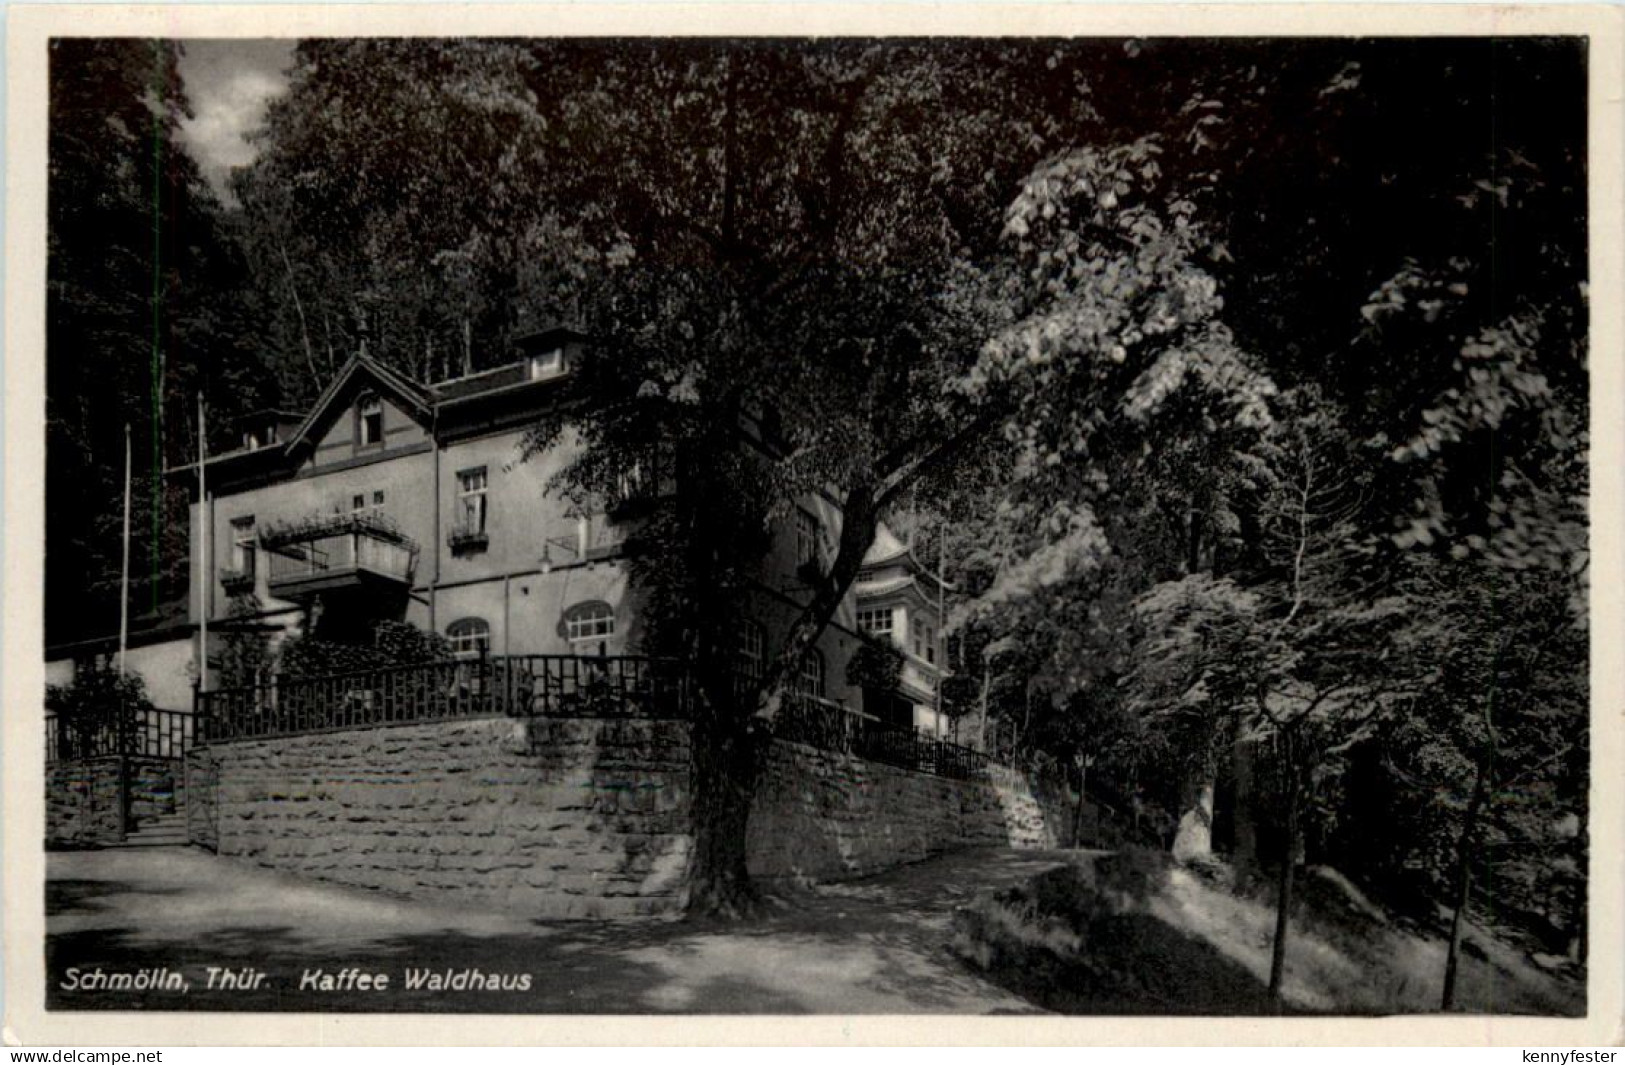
[262,513,416,599]
[219,565,256,596]
[447,522,489,555]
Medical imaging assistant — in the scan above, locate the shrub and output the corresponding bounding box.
[46,659,154,758]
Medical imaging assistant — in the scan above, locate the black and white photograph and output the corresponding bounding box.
[8,4,1618,1043]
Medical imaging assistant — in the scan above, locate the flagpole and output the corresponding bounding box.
[197,393,209,693]
[118,424,132,678]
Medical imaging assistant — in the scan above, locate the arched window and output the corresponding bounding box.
[446,617,490,659]
[563,601,615,643]
[738,619,765,680]
[794,648,825,700]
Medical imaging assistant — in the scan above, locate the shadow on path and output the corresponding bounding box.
[45,846,1072,1014]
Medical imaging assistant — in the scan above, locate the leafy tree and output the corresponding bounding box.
[216,593,275,688]
[48,39,272,641]
[1126,391,1420,1001]
[219,36,1588,940]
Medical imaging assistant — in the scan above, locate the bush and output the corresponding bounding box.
[953,848,1171,971]
[277,619,454,679]
[46,659,154,758]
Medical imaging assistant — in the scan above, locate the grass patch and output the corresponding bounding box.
[951,849,1584,1016]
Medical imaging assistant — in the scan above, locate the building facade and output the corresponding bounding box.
[176,330,954,736]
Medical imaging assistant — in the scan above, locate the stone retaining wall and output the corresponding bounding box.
[46,756,125,847]
[185,716,1070,915]
[747,738,1003,882]
[46,755,183,848]
[186,716,692,917]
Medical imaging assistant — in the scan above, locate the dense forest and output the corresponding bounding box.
[47,37,1587,968]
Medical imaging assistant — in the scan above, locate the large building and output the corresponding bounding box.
[171,330,953,736]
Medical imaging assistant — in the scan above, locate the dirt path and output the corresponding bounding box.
[46,846,1076,1014]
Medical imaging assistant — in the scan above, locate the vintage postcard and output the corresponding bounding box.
[4,2,1621,1047]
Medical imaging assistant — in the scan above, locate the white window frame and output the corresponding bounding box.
[446,617,491,659]
[795,648,825,699]
[527,347,565,381]
[738,619,765,680]
[231,516,256,575]
[795,508,822,567]
[457,467,488,534]
[857,607,893,639]
[564,601,615,643]
[358,395,384,446]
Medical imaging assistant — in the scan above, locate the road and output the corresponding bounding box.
[46,845,1075,1014]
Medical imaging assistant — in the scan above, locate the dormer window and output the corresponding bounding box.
[358,395,383,446]
[527,348,565,381]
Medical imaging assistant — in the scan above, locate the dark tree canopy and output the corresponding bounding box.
[46,36,1588,934]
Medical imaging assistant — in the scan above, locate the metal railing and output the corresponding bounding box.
[773,691,993,782]
[265,529,414,586]
[196,654,690,743]
[46,707,196,762]
[193,654,992,782]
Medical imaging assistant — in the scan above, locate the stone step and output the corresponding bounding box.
[122,815,189,846]
[117,837,192,848]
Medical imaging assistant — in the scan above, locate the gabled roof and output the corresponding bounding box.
[862,524,910,567]
[282,355,434,455]
[859,522,953,594]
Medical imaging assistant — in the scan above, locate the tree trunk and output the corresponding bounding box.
[685,707,765,917]
[1232,736,1259,871]
[1268,774,1299,1004]
[1268,727,1300,1005]
[1071,756,1090,848]
[1441,757,1488,1010]
[1172,776,1215,863]
[977,663,990,752]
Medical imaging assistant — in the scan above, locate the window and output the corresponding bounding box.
[794,649,825,700]
[231,516,256,576]
[527,348,565,381]
[447,618,491,659]
[351,493,366,514]
[457,468,488,534]
[446,618,491,697]
[857,607,893,639]
[738,619,765,680]
[359,395,383,446]
[372,490,386,510]
[795,508,822,567]
[563,601,615,643]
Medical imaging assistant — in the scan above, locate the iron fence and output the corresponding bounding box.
[196,654,690,742]
[193,655,993,782]
[774,691,993,782]
[46,707,196,762]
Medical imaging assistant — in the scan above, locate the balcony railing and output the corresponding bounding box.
[446,522,489,553]
[262,514,416,595]
[219,566,255,595]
